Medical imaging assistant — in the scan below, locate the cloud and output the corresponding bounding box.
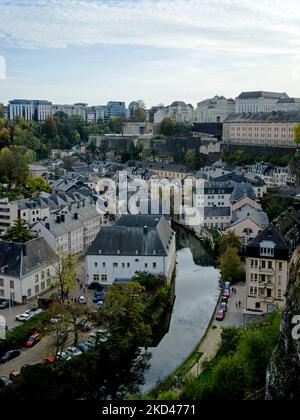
[0,0,299,55]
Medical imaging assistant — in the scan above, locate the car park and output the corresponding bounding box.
[0,376,13,388]
[66,346,82,358]
[0,349,21,364]
[216,310,225,321]
[25,333,40,347]
[16,308,43,322]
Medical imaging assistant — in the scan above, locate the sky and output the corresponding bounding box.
[0,0,300,107]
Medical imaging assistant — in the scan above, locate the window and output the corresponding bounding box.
[277,289,282,299]
[127,263,130,268]
[0,289,4,297]
[122,263,125,268]
[278,262,283,271]
[41,271,45,280]
[47,279,51,288]
[101,275,107,282]
[35,274,39,283]
[278,276,282,285]
[94,262,98,268]
[145,263,148,268]
[93,274,100,282]
[268,261,273,270]
[27,289,32,298]
[41,282,45,291]
[113,263,118,268]
[10,281,14,290]
[35,285,39,294]
[0,278,4,287]
[153,262,157,268]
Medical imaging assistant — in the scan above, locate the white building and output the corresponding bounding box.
[0,198,18,237]
[235,91,289,114]
[9,99,52,122]
[154,101,195,124]
[274,97,300,112]
[196,96,235,123]
[85,215,176,286]
[0,238,58,304]
[52,103,87,120]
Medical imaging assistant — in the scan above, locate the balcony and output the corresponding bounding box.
[259,266,274,274]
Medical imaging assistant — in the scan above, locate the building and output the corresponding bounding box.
[9,99,52,122]
[154,101,195,124]
[245,205,300,314]
[223,111,300,147]
[52,103,87,120]
[0,198,18,237]
[85,215,176,286]
[235,91,289,114]
[196,96,235,123]
[33,200,101,256]
[274,97,300,112]
[0,237,58,304]
[106,101,126,119]
[29,165,48,179]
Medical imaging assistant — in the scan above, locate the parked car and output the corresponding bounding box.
[78,296,87,304]
[88,329,110,344]
[77,342,93,352]
[224,282,231,291]
[78,320,93,332]
[0,376,13,388]
[220,302,228,313]
[96,300,104,308]
[50,314,62,324]
[0,349,21,364]
[43,356,55,364]
[25,333,40,348]
[92,292,105,303]
[88,282,104,292]
[221,296,229,304]
[66,346,82,358]
[216,310,225,321]
[0,299,14,310]
[53,331,68,347]
[223,289,230,298]
[16,310,32,322]
[56,351,71,361]
[20,364,31,374]
[9,371,20,381]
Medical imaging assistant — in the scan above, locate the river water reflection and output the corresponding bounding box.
[142,228,220,392]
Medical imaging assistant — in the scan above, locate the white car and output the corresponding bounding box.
[78,296,87,304]
[16,310,32,322]
[66,346,82,358]
[56,351,71,361]
[50,314,62,324]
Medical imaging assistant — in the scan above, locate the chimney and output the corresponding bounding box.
[144,226,148,235]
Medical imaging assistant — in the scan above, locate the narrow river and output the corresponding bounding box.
[142,232,220,392]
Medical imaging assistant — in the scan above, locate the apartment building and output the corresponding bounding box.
[223,111,299,147]
[154,101,195,124]
[0,238,58,304]
[0,198,18,237]
[246,205,300,314]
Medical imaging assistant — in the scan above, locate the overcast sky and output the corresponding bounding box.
[0,0,300,107]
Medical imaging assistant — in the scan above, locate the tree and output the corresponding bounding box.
[3,218,34,243]
[108,116,124,134]
[0,127,11,148]
[289,153,300,185]
[50,255,77,303]
[43,117,59,139]
[26,177,51,197]
[0,146,29,186]
[294,123,300,145]
[219,247,245,284]
[0,103,4,118]
[158,117,176,136]
[218,231,242,255]
[62,156,75,170]
[131,108,147,122]
[184,149,197,170]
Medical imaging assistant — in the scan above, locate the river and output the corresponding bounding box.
[142,227,220,392]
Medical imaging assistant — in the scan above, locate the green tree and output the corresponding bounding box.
[0,146,29,186]
[158,117,176,136]
[42,117,59,139]
[26,177,51,197]
[131,108,147,122]
[184,149,197,170]
[50,255,77,303]
[218,230,242,255]
[3,218,34,243]
[219,247,245,284]
[0,103,4,118]
[108,116,124,134]
[0,127,11,148]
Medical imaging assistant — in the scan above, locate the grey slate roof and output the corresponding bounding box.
[116,214,162,228]
[247,224,288,249]
[237,91,288,100]
[231,204,269,229]
[231,183,257,203]
[87,215,174,257]
[0,238,57,279]
[204,207,231,217]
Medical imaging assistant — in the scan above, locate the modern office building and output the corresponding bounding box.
[8,99,53,122]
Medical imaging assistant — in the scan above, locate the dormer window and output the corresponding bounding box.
[260,241,275,257]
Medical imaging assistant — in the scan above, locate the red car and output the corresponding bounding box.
[25,333,40,347]
[43,356,55,364]
[9,370,20,381]
[223,289,230,298]
[216,309,225,321]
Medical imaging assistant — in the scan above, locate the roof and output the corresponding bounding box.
[87,215,174,257]
[247,224,288,249]
[231,205,269,229]
[237,91,288,100]
[116,214,162,228]
[224,110,300,123]
[204,207,231,217]
[231,183,257,203]
[0,238,57,279]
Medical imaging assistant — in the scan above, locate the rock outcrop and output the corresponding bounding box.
[266,259,300,400]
